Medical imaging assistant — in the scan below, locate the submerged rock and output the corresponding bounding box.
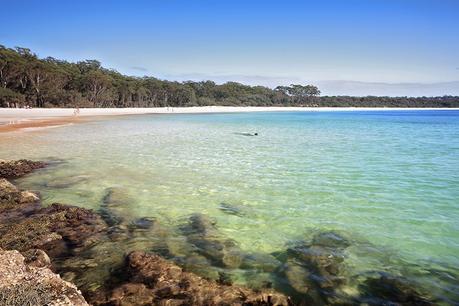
[165,235,195,258]
[284,259,311,295]
[287,231,349,289]
[130,216,156,230]
[100,186,135,226]
[181,253,220,281]
[186,213,219,236]
[181,213,285,276]
[89,251,290,306]
[41,203,108,250]
[45,175,90,189]
[0,159,46,179]
[219,201,250,217]
[182,213,245,269]
[97,283,153,305]
[60,217,174,294]
[242,252,282,273]
[358,272,433,305]
[243,270,275,291]
[0,248,88,306]
[274,231,352,304]
[59,240,128,294]
[311,231,351,249]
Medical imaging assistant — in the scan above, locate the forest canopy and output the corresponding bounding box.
[1,45,458,108]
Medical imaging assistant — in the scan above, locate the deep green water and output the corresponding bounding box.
[1,110,458,303]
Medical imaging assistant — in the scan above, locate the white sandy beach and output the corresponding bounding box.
[1,106,458,124]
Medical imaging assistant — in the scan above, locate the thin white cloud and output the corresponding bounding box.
[165,73,459,96]
[130,66,149,72]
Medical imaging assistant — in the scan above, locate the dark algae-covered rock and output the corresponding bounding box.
[130,216,156,230]
[242,252,282,273]
[0,178,40,219]
[311,231,351,249]
[0,161,109,264]
[288,231,350,287]
[219,201,245,216]
[0,202,108,257]
[89,251,291,306]
[0,159,46,179]
[44,175,90,189]
[358,272,433,305]
[100,186,137,226]
[274,231,352,304]
[181,213,246,269]
[186,213,219,236]
[219,201,253,217]
[274,231,439,305]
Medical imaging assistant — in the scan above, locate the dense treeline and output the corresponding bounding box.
[1,45,458,108]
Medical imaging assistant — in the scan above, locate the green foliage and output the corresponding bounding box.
[0,44,458,108]
[0,87,24,107]
[275,84,321,97]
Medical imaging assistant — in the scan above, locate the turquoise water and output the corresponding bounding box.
[1,110,458,303]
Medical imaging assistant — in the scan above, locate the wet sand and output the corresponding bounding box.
[0,117,85,133]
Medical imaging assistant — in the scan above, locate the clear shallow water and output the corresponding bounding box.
[1,110,459,303]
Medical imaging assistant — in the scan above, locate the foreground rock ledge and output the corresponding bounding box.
[0,160,291,306]
[0,248,88,306]
[0,159,46,179]
[90,251,290,305]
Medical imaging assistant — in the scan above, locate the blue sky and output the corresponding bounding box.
[1,0,459,90]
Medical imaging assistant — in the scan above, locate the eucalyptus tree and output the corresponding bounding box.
[0,44,457,108]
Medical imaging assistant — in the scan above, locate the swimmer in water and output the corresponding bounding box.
[235,132,259,136]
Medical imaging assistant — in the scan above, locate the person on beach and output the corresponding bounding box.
[73,107,80,116]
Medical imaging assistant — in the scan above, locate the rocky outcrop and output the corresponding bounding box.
[0,178,41,221]
[90,251,291,305]
[0,201,108,257]
[0,248,88,306]
[0,159,441,305]
[0,178,39,205]
[0,162,108,257]
[0,159,46,179]
[0,161,292,305]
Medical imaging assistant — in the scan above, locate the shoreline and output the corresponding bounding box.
[1,106,458,133]
[0,117,85,133]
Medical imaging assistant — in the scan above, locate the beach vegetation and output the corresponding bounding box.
[1,44,458,108]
